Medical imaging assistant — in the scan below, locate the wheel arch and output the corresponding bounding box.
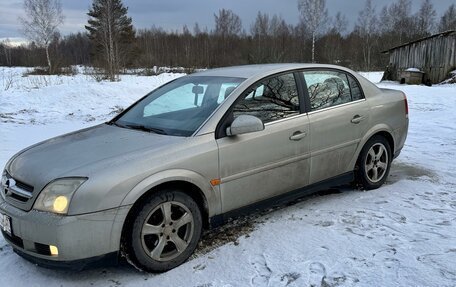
[350,126,396,169]
[124,180,210,230]
[373,131,394,157]
[115,169,219,254]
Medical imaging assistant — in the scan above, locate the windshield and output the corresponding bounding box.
[114,76,245,136]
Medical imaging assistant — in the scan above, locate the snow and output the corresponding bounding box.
[0,67,184,124]
[1,68,455,286]
[405,68,422,72]
[441,70,456,85]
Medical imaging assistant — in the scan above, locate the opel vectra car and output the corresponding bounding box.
[0,64,408,272]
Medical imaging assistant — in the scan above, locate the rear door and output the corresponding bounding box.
[216,72,311,213]
[301,70,369,184]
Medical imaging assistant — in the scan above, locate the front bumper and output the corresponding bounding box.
[0,195,130,266]
[13,248,119,271]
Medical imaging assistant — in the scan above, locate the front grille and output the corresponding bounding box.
[10,193,29,202]
[3,171,34,204]
[5,172,34,192]
[15,180,34,193]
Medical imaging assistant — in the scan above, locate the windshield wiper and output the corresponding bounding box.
[124,124,168,135]
[110,121,125,128]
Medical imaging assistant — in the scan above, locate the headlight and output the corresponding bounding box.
[34,178,87,215]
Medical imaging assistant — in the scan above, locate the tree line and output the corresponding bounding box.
[1,0,455,78]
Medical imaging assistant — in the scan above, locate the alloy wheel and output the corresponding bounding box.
[140,201,194,262]
[364,143,389,183]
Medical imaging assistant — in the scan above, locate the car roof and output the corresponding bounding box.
[190,63,354,79]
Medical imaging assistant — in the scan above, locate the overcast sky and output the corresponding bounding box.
[1,0,454,42]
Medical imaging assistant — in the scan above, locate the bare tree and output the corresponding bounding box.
[269,15,289,37]
[19,0,64,73]
[331,12,348,36]
[298,0,328,63]
[214,9,242,37]
[415,0,436,37]
[322,12,347,64]
[269,15,291,61]
[193,23,201,35]
[251,12,270,37]
[390,0,413,43]
[1,39,13,66]
[214,9,242,66]
[356,0,378,71]
[250,12,270,62]
[379,6,392,34]
[438,4,456,32]
[377,0,415,49]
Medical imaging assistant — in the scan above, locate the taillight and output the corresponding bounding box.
[404,94,409,118]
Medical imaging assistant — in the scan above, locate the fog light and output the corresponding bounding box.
[53,196,68,213]
[50,245,59,256]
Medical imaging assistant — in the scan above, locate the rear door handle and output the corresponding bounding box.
[289,131,307,141]
[351,115,365,124]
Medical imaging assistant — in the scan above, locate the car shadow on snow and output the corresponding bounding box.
[387,161,439,184]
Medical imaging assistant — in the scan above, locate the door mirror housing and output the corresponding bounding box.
[226,115,264,136]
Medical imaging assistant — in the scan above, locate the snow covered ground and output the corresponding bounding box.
[0,68,455,287]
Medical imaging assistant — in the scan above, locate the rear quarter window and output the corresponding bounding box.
[348,75,364,101]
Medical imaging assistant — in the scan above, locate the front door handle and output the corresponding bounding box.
[351,115,365,124]
[289,131,307,141]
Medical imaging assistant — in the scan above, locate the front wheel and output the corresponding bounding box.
[355,135,392,190]
[128,190,202,272]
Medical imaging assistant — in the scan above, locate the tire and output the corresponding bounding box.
[355,135,392,190]
[128,190,202,272]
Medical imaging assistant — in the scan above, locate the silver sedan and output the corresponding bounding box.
[0,64,408,272]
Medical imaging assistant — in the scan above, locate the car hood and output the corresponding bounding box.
[7,124,184,188]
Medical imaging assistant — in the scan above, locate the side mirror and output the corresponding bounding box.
[226,115,264,136]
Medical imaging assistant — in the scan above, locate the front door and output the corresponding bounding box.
[216,73,310,213]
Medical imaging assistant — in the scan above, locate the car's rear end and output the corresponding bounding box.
[375,88,409,158]
[350,72,409,159]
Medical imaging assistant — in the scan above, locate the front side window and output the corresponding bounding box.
[115,76,245,136]
[232,73,300,123]
[302,71,352,111]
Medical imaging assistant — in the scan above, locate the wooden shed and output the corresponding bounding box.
[382,30,456,84]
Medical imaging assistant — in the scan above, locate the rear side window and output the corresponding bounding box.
[232,73,299,123]
[302,70,352,111]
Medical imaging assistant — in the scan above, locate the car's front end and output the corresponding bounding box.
[0,175,122,269]
[0,123,191,269]
[0,126,149,269]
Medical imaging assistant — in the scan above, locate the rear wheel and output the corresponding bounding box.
[128,190,202,272]
[355,135,392,190]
